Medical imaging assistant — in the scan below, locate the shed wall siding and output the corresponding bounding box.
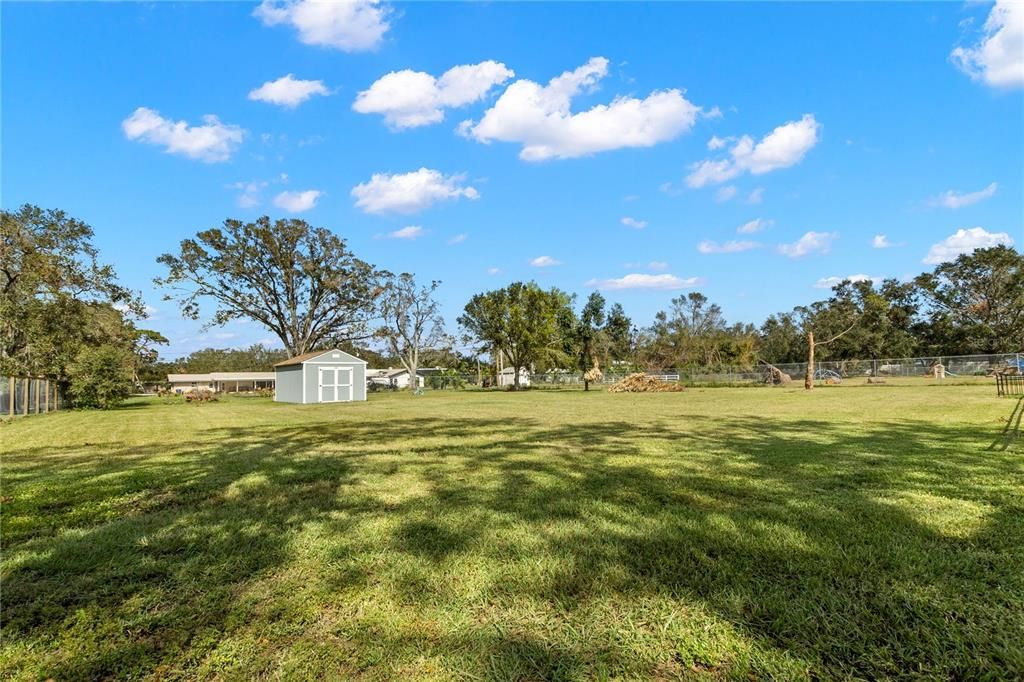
[274,365,305,403]
[302,361,366,403]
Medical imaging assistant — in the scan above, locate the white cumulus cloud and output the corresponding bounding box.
[229,180,269,208]
[353,61,514,129]
[273,189,322,212]
[777,231,838,258]
[122,107,244,162]
[351,168,479,214]
[254,0,391,52]
[951,0,1024,89]
[707,135,730,150]
[249,74,330,108]
[460,57,702,161]
[923,227,1014,264]
[697,239,761,254]
[746,187,765,204]
[388,226,425,240]
[872,234,895,249]
[621,216,648,229]
[737,218,772,234]
[686,114,821,188]
[714,185,738,202]
[928,182,998,209]
[448,234,467,245]
[813,274,880,289]
[530,255,562,267]
[586,273,702,291]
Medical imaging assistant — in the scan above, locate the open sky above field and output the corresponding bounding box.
[2,1,1022,357]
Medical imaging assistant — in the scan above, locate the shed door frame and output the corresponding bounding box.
[318,366,353,402]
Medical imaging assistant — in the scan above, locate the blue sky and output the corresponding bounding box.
[3,1,1022,358]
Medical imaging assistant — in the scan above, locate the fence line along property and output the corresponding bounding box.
[440,352,1023,389]
[1,376,66,417]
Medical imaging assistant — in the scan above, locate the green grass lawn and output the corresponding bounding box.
[2,385,1022,680]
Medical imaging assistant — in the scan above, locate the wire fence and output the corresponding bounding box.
[1,376,67,417]
[409,352,1024,390]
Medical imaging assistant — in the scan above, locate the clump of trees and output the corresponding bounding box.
[2,205,164,408]
[459,282,574,390]
[454,246,1021,391]
[615,246,1023,379]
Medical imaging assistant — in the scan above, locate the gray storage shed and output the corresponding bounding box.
[273,349,367,404]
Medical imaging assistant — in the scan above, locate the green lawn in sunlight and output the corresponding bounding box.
[2,385,1022,680]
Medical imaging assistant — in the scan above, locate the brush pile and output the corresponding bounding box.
[607,373,684,393]
[761,364,793,385]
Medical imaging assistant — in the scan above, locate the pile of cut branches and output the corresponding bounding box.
[607,373,684,393]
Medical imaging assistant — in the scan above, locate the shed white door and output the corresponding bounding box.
[318,367,353,402]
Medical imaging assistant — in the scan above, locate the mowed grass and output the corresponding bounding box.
[1,385,1022,681]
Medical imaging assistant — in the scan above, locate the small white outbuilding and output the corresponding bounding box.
[274,349,367,404]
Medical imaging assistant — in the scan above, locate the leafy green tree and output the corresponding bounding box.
[68,344,135,409]
[602,303,634,366]
[759,313,804,363]
[156,217,383,357]
[1,205,141,378]
[575,292,606,391]
[458,282,573,390]
[915,246,1024,354]
[375,273,446,391]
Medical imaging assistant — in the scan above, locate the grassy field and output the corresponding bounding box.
[2,385,1022,680]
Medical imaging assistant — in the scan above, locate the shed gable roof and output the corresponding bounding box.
[274,348,367,367]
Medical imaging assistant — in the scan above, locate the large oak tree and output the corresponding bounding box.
[156,217,382,357]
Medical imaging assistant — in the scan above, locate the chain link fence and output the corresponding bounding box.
[1,377,66,417]
[406,353,1023,390]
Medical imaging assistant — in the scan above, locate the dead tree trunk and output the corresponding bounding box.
[804,323,856,391]
[805,331,815,390]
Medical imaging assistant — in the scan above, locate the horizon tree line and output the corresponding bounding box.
[5,205,1021,402]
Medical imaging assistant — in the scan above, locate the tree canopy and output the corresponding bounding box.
[375,273,447,389]
[458,282,573,389]
[1,205,152,385]
[156,217,382,357]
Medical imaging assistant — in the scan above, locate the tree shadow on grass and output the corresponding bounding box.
[2,404,1022,679]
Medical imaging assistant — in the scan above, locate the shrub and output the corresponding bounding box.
[68,345,134,409]
[185,390,218,403]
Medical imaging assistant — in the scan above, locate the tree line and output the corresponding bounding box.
[4,205,1021,405]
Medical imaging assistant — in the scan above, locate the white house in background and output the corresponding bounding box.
[367,367,425,390]
[498,367,531,387]
[166,372,276,394]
